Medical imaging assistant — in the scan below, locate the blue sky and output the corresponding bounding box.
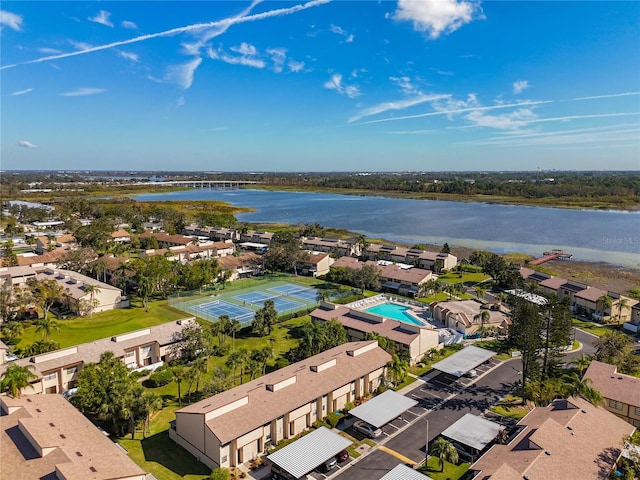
[1,1,639,172]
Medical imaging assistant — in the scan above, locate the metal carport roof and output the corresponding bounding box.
[431,345,495,377]
[441,413,503,451]
[267,427,351,479]
[349,390,418,428]
[380,464,434,480]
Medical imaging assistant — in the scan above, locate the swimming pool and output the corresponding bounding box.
[364,302,425,326]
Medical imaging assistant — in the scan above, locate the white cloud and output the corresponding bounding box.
[38,47,62,54]
[349,94,449,123]
[118,50,139,62]
[89,10,113,28]
[389,76,419,95]
[231,42,258,56]
[394,0,482,39]
[329,23,354,42]
[207,47,265,69]
[465,108,536,130]
[11,88,33,96]
[19,140,38,149]
[1,10,23,31]
[165,57,203,89]
[121,20,138,29]
[324,73,361,98]
[70,40,93,51]
[175,96,185,108]
[2,0,330,70]
[288,60,305,72]
[267,47,287,72]
[513,80,529,94]
[60,87,106,96]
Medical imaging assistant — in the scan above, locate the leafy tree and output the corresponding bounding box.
[509,299,543,400]
[386,354,409,387]
[252,299,278,337]
[540,295,573,379]
[430,437,459,472]
[420,278,443,298]
[73,351,137,436]
[593,331,639,374]
[0,282,13,322]
[59,247,97,272]
[596,293,613,322]
[27,278,64,320]
[208,467,231,480]
[140,391,162,439]
[0,363,37,397]
[353,264,380,294]
[204,366,232,395]
[263,231,304,274]
[287,320,348,362]
[441,242,451,254]
[1,321,23,344]
[21,339,60,356]
[1,239,18,267]
[169,323,211,363]
[474,284,487,299]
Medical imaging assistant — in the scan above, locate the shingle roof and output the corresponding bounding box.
[0,394,146,480]
[574,286,608,303]
[176,341,391,444]
[470,397,635,479]
[583,360,640,408]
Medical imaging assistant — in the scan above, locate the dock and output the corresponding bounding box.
[529,249,573,266]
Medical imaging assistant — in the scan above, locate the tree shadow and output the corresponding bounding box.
[596,446,621,478]
[141,431,211,477]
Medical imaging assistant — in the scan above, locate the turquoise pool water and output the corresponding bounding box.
[364,302,425,326]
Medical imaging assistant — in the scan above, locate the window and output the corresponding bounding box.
[66,366,78,375]
[609,399,623,410]
[632,419,640,428]
[141,345,152,354]
[221,455,228,464]
[44,372,57,381]
[635,406,640,417]
[265,433,271,441]
[125,351,135,358]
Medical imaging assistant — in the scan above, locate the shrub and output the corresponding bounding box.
[326,412,343,428]
[343,401,355,414]
[129,369,151,380]
[211,345,230,357]
[208,467,230,480]
[148,369,173,387]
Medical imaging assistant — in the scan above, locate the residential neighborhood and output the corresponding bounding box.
[1,192,639,480]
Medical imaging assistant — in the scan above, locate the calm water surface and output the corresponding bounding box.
[135,189,640,268]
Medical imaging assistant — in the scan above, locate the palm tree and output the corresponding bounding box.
[192,357,208,396]
[616,298,629,325]
[34,317,60,342]
[573,354,591,377]
[1,364,37,397]
[259,346,274,375]
[82,284,101,317]
[140,391,162,439]
[474,285,487,299]
[430,437,459,472]
[226,350,247,385]
[562,372,603,406]
[356,234,369,260]
[184,367,198,403]
[596,294,612,322]
[386,354,409,387]
[171,365,187,407]
[473,310,491,337]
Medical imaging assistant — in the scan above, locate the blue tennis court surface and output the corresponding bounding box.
[272,297,302,312]
[269,284,318,301]
[234,291,277,304]
[192,300,254,321]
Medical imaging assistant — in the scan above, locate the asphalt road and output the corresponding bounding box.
[332,329,599,480]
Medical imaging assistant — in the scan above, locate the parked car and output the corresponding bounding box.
[465,369,478,378]
[318,456,338,473]
[336,449,349,463]
[353,420,382,438]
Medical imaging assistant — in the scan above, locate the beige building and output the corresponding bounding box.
[0,318,196,395]
[583,360,640,428]
[1,394,146,480]
[364,244,457,272]
[470,396,635,479]
[301,237,360,257]
[170,341,390,469]
[431,300,511,335]
[139,241,235,262]
[296,251,333,277]
[310,301,440,364]
[35,234,76,254]
[332,256,433,297]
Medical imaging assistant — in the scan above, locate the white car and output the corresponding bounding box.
[353,420,382,438]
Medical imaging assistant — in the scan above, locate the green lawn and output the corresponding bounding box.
[473,339,513,361]
[572,318,612,337]
[437,272,490,285]
[490,394,531,420]
[409,344,465,377]
[16,300,186,349]
[420,457,470,480]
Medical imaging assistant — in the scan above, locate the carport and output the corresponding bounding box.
[441,413,503,461]
[349,390,418,428]
[267,427,351,479]
[431,345,494,378]
[380,463,434,480]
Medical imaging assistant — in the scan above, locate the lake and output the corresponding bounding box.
[135,189,640,268]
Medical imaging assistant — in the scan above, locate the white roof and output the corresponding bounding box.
[505,289,548,306]
[267,427,351,478]
[349,390,418,428]
[431,345,495,377]
[441,413,503,451]
[380,464,434,480]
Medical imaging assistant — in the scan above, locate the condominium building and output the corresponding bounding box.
[170,341,390,469]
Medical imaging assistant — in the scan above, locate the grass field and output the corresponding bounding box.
[16,300,186,349]
[437,272,490,285]
[419,457,470,480]
[572,318,613,337]
[490,394,531,420]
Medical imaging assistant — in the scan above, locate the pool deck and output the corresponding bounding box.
[347,294,442,329]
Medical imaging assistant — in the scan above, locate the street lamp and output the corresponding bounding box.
[424,418,430,464]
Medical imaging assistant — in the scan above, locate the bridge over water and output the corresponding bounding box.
[136,180,261,190]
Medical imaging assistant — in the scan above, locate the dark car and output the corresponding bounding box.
[336,449,349,463]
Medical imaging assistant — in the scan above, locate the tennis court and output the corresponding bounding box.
[235,291,277,305]
[192,300,255,322]
[269,284,320,301]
